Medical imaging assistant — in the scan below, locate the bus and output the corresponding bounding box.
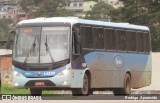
[12,17,151,96]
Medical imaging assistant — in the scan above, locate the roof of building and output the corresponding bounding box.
[0,49,12,56]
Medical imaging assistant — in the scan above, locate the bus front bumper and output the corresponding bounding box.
[13,70,71,89]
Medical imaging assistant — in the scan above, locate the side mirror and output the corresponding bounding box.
[6,30,16,49]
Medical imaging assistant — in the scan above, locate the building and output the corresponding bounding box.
[66,0,97,18]
[0,49,12,84]
[66,0,123,18]
[65,0,84,18]
[0,0,27,22]
[0,0,17,19]
[98,0,123,8]
[83,1,97,12]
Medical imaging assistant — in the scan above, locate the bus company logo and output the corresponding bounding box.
[2,95,42,100]
[113,55,124,69]
[37,72,41,76]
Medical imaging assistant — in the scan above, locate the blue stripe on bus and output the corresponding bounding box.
[72,51,150,70]
[14,66,66,78]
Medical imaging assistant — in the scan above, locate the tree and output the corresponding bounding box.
[85,1,114,21]
[109,8,124,22]
[20,0,74,18]
[0,18,11,49]
[0,19,11,40]
[84,0,98,2]
[113,0,160,51]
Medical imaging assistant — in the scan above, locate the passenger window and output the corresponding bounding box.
[126,31,136,51]
[104,29,115,50]
[93,28,104,49]
[116,30,126,51]
[72,27,81,54]
[144,32,150,52]
[81,26,93,48]
[137,32,144,52]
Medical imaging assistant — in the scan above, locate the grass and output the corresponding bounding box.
[1,83,56,95]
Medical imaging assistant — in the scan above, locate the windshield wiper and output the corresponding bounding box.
[45,35,55,65]
[24,36,37,64]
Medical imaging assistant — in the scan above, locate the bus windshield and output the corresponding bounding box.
[13,26,70,64]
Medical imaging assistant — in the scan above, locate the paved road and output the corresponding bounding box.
[40,93,160,100]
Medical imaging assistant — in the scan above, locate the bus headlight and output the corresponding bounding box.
[58,69,68,76]
[14,71,21,77]
[14,83,19,86]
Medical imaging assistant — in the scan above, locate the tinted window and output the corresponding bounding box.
[104,29,115,50]
[126,31,136,51]
[137,32,144,52]
[81,27,93,48]
[116,30,126,51]
[72,27,81,54]
[144,32,150,52]
[93,28,104,49]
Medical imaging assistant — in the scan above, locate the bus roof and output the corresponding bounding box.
[18,17,149,31]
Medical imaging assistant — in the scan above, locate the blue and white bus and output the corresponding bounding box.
[12,17,151,96]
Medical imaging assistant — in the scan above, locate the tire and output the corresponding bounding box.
[89,89,94,95]
[124,73,131,94]
[72,74,89,96]
[113,88,123,95]
[113,73,131,95]
[30,88,42,96]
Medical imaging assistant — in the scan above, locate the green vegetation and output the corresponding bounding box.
[1,83,29,94]
[20,0,74,18]
[85,1,114,21]
[0,18,12,49]
[112,0,160,51]
[0,19,11,40]
[1,83,55,95]
[84,0,98,2]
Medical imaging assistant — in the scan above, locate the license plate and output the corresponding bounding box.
[35,82,45,86]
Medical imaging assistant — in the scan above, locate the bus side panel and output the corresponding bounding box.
[83,51,124,88]
[122,53,152,89]
[84,51,151,89]
[70,69,84,88]
[131,71,151,89]
[71,51,151,89]
[131,55,152,88]
[71,55,89,88]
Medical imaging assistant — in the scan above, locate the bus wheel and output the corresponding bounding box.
[72,74,89,96]
[113,73,131,95]
[30,88,42,96]
[124,73,131,95]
